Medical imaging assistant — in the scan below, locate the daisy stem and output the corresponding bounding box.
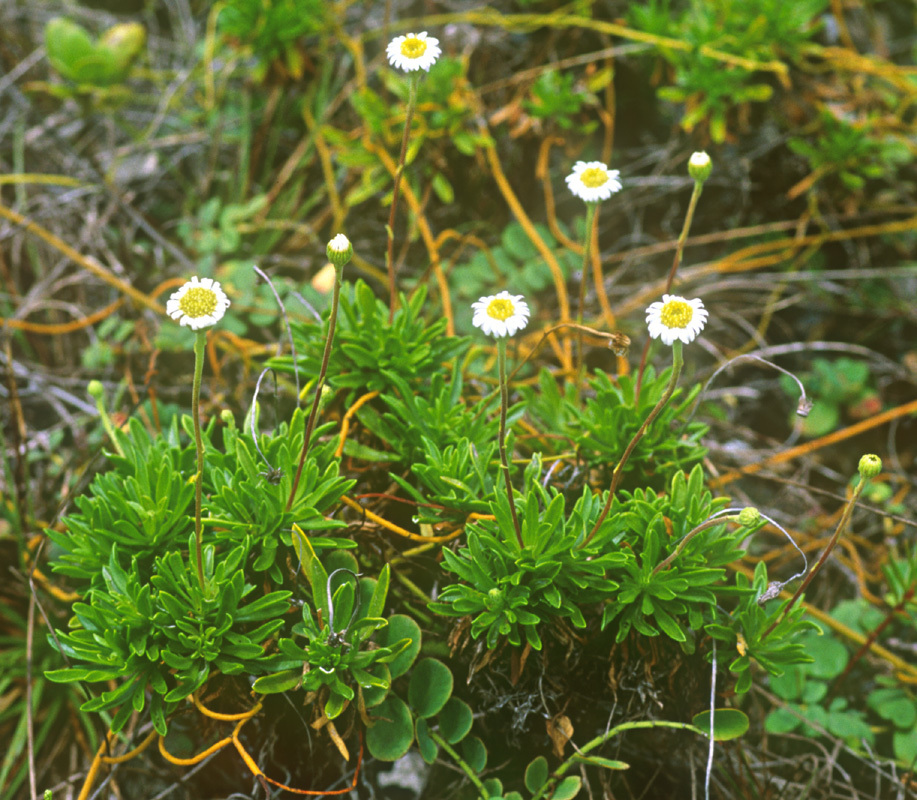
[287,262,343,511]
[634,178,703,401]
[386,72,421,322]
[652,515,742,576]
[760,471,871,642]
[191,329,207,592]
[575,202,598,393]
[582,340,683,549]
[497,337,523,548]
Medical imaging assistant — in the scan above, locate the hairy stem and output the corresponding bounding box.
[761,472,871,641]
[287,263,343,510]
[634,178,703,401]
[583,340,684,548]
[191,329,207,591]
[576,202,599,390]
[497,337,523,548]
[653,515,741,575]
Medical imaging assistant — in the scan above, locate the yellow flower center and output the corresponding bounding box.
[179,287,218,319]
[660,299,693,329]
[580,167,608,189]
[400,36,427,59]
[487,298,515,321]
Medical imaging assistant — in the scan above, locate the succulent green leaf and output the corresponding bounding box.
[438,697,473,744]
[381,614,421,678]
[415,717,439,764]
[692,708,750,741]
[366,696,413,761]
[550,776,582,800]
[524,755,548,792]
[408,658,453,718]
[462,736,487,773]
[251,670,301,695]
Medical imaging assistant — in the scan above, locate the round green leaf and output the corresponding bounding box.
[524,755,548,792]
[462,736,487,773]
[382,614,421,678]
[868,689,917,728]
[692,708,750,741]
[415,717,439,765]
[550,775,581,800]
[408,657,453,718]
[483,778,503,798]
[45,18,94,78]
[806,634,848,679]
[366,696,413,761]
[360,664,390,708]
[438,696,473,744]
[764,706,800,735]
[894,729,917,765]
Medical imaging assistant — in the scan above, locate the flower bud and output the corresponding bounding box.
[326,234,352,269]
[87,380,105,400]
[688,151,712,183]
[857,454,882,479]
[485,587,503,610]
[738,507,761,527]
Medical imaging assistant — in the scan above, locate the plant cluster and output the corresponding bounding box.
[5,3,915,798]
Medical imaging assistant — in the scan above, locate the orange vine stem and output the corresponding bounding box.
[340,495,463,543]
[708,397,917,490]
[0,202,162,313]
[480,134,573,372]
[335,390,381,458]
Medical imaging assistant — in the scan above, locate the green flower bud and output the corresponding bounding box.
[857,454,882,479]
[485,587,503,611]
[220,409,235,428]
[738,507,760,527]
[688,151,712,183]
[326,233,352,269]
[87,380,105,400]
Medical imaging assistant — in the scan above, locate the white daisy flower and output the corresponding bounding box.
[166,276,230,330]
[645,294,707,346]
[565,161,622,203]
[386,31,441,72]
[472,291,530,338]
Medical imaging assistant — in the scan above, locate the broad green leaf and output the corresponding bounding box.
[409,658,453,718]
[415,717,439,764]
[524,755,548,792]
[438,697,473,744]
[366,696,413,761]
[550,775,581,800]
[381,614,421,678]
[692,708,750,741]
[462,736,487,773]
